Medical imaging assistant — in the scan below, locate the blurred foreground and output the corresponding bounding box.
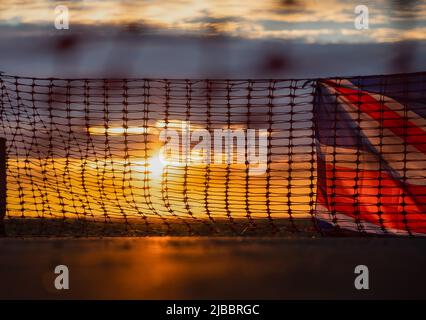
[0,237,425,299]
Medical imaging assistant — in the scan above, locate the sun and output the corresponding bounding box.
[147,152,166,179]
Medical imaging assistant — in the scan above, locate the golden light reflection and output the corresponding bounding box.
[6,131,314,222]
[144,151,167,180]
[88,126,149,135]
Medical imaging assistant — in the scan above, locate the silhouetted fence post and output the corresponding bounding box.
[0,137,6,236]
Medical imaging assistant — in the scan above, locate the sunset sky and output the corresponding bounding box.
[1,0,426,77]
[1,0,426,43]
[1,1,425,224]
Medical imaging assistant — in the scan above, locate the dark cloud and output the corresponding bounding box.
[0,22,425,79]
[183,15,242,25]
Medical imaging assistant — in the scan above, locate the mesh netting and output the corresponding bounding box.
[0,72,424,236]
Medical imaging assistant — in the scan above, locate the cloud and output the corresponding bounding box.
[1,0,426,44]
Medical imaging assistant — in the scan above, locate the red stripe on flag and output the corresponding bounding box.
[323,80,426,155]
[317,163,426,234]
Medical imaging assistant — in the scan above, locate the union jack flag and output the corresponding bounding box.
[314,73,426,235]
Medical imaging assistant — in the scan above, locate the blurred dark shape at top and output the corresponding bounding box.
[260,52,289,75]
[44,22,153,79]
[256,43,292,77]
[49,33,84,77]
[390,42,417,73]
[279,0,300,6]
[53,34,80,53]
[388,0,418,73]
[274,0,305,14]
